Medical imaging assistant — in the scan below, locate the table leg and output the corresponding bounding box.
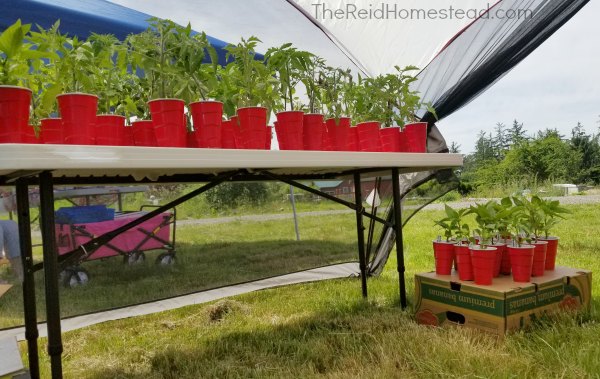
[39,171,63,378]
[353,173,368,298]
[391,168,407,309]
[16,179,40,379]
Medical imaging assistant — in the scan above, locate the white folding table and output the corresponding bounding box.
[0,144,462,378]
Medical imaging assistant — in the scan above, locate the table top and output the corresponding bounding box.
[0,144,462,183]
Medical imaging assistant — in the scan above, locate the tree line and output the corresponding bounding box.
[455,119,600,192]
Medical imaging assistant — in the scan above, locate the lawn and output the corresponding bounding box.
[7,203,600,377]
[0,212,358,328]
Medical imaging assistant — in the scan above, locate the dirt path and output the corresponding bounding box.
[422,195,600,211]
[177,195,600,225]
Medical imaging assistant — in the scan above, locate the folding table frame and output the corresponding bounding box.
[0,145,462,378]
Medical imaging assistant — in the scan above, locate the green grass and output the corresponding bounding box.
[6,203,600,378]
[0,213,358,328]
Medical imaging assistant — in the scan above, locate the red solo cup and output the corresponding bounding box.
[470,246,497,285]
[275,111,303,150]
[132,120,157,147]
[380,126,401,152]
[190,101,223,148]
[221,119,237,149]
[0,86,31,143]
[509,245,535,282]
[22,124,39,144]
[40,118,64,144]
[455,244,473,281]
[57,92,98,145]
[325,117,351,151]
[303,114,324,150]
[96,115,126,146]
[347,126,359,151]
[356,121,382,152]
[404,122,428,152]
[539,237,559,270]
[531,241,548,277]
[148,98,186,147]
[433,241,455,275]
[237,107,268,149]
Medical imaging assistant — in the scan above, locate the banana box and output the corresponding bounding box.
[414,266,591,335]
[0,284,12,299]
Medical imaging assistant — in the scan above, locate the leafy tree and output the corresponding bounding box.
[473,131,495,161]
[449,142,461,154]
[508,134,581,182]
[204,183,272,210]
[508,119,527,146]
[493,122,510,157]
[570,123,600,183]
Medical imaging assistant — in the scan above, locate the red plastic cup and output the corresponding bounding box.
[491,243,505,277]
[190,101,223,148]
[96,115,126,146]
[57,93,98,145]
[265,125,273,150]
[132,120,157,147]
[433,241,455,275]
[470,246,497,285]
[357,122,382,152]
[40,118,64,144]
[380,127,401,152]
[403,122,428,152]
[347,126,359,151]
[398,128,409,152]
[122,125,134,146]
[531,241,548,277]
[539,237,559,270]
[322,122,333,151]
[509,245,535,282]
[186,130,198,148]
[275,111,304,150]
[148,98,186,147]
[303,114,324,150]
[500,242,512,275]
[221,119,237,149]
[0,86,31,143]
[325,117,351,151]
[454,244,473,281]
[22,124,39,144]
[237,107,268,149]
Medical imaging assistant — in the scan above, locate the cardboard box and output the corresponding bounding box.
[415,266,592,335]
[0,284,12,299]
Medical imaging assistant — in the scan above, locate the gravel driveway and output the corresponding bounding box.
[178,195,600,225]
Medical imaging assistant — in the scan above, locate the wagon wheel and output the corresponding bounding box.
[156,251,175,266]
[62,267,90,288]
[124,251,146,265]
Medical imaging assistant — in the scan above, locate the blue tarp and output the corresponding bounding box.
[0,0,233,65]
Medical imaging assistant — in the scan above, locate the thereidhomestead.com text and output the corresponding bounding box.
[311,3,534,21]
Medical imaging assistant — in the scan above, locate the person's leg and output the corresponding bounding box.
[0,220,23,282]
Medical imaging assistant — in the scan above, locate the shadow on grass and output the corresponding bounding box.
[0,239,357,329]
[85,298,600,379]
[87,300,396,379]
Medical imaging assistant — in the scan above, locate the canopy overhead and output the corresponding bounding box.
[0,0,590,122]
[0,0,232,65]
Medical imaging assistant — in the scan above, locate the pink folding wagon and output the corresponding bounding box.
[55,206,176,287]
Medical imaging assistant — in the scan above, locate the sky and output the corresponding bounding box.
[438,1,600,154]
